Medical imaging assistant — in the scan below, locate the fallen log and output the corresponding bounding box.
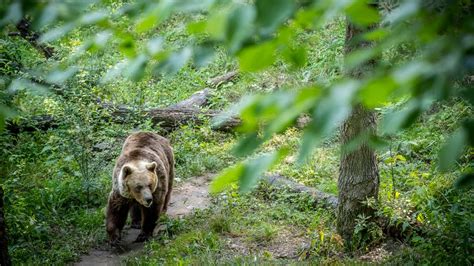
[207,70,239,87]
[12,18,55,59]
[6,88,240,133]
[262,174,338,209]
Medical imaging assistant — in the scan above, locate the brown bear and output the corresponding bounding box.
[106,132,174,244]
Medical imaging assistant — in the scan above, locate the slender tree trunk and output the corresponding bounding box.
[337,5,380,245]
[0,187,12,266]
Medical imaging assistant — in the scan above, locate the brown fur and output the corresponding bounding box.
[106,132,174,244]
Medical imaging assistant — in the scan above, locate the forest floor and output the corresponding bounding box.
[75,174,214,265]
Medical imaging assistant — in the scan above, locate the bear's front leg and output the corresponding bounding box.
[135,202,160,242]
[106,192,130,246]
[130,202,142,229]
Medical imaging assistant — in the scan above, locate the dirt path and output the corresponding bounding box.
[74,174,213,266]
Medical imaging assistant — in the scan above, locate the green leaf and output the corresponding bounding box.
[101,61,127,84]
[345,48,377,69]
[118,34,136,58]
[266,86,320,136]
[46,67,78,84]
[154,47,192,75]
[346,1,380,26]
[0,2,22,26]
[80,10,107,25]
[239,150,285,192]
[359,76,398,108]
[192,45,215,67]
[38,4,59,28]
[384,0,420,24]
[94,30,112,48]
[232,132,263,157]
[187,20,207,34]
[124,54,148,82]
[172,0,215,12]
[225,4,256,53]
[135,1,173,33]
[206,12,228,40]
[282,46,308,69]
[146,37,164,56]
[256,0,295,36]
[439,128,467,172]
[298,81,358,163]
[381,101,420,135]
[210,163,243,193]
[39,23,75,43]
[455,172,474,189]
[238,41,276,72]
[8,79,50,95]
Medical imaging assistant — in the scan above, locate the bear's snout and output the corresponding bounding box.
[144,197,153,207]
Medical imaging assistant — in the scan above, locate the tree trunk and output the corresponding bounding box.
[0,187,11,266]
[337,7,380,245]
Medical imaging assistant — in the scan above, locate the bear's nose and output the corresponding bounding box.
[145,198,153,205]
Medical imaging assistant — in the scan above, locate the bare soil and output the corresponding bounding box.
[74,174,213,266]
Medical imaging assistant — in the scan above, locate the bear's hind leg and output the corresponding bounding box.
[130,202,142,229]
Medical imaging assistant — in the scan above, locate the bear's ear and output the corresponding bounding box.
[146,162,157,172]
[121,165,133,178]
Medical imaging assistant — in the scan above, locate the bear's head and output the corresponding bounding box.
[118,161,158,207]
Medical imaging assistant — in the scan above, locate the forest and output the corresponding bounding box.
[0,0,473,265]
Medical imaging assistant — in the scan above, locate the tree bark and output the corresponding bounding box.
[0,187,11,266]
[337,6,380,245]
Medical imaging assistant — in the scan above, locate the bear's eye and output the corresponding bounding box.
[135,185,143,192]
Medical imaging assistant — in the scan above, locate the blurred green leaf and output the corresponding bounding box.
[346,1,380,26]
[0,2,22,26]
[384,0,420,24]
[359,77,397,108]
[101,60,127,83]
[225,4,256,53]
[80,10,107,25]
[238,41,276,72]
[439,128,467,172]
[146,37,164,56]
[8,79,50,95]
[118,33,136,58]
[38,4,59,28]
[124,54,148,82]
[232,132,263,157]
[255,0,295,36]
[193,45,215,67]
[39,23,75,43]
[135,1,173,33]
[210,163,243,193]
[298,81,358,162]
[154,47,192,75]
[239,149,288,192]
[172,0,215,12]
[266,86,320,136]
[381,101,420,135]
[282,46,308,69]
[46,67,78,84]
